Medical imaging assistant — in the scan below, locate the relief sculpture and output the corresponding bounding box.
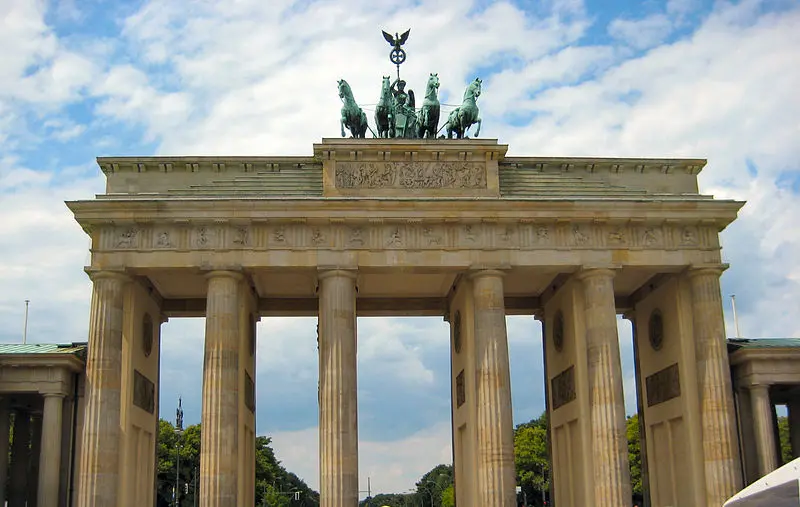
[335,161,487,189]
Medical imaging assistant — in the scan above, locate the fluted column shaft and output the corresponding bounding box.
[318,270,358,507]
[749,385,778,475]
[38,394,65,507]
[471,270,516,507]
[789,399,800,459]
[0,400,9,504]
[688,267,742,503]
[200,271,242,507]
[577,268,632,507]
[9,410,30,507]
[77,271,128,507]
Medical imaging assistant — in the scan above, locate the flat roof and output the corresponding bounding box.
[728,338,800,352]
[0,342,87,358]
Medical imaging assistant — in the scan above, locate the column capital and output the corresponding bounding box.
[84,268,132,283]
[467,268,507,280]
[204,269,245,281]
[748,383,771,392]
[575,266,618,281]
[317,268,358,281]
[687,264,729,278]
[40,392,66,399]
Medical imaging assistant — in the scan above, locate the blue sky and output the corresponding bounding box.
[1,0,799,495]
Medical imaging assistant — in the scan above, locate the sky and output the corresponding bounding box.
[1,0,799,497]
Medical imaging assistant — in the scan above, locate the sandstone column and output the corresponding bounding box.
[77,271,128,506]
[38,393,65,507]
[470,270,516,507]
[789,399,800,459]
[318,269,358,507]
[9,410,30,507]
[200,270,243,507]
[577,268,632,507]
[688,266,742,502]
[0,399,9,503]
[749,384,778,475]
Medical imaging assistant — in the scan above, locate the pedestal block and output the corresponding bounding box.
[688,267,742,503]
[318,270,359,507]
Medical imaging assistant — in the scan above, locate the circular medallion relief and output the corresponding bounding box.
[142,313,154,357]
[649,309,664,351]
[553,310,565,352]
[453,311,462,354]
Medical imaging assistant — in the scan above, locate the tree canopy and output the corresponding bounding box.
[156,419,319,506]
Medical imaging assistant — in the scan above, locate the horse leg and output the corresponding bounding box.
[474,117,482,137]
[341,118,347,138]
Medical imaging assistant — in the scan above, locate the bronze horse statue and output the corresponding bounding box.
[338,79,368,138]
[445,78,482,139]
[375,76,392,138]
[417,73,440,139]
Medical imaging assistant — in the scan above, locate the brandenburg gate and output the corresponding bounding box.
[67,138,744,506]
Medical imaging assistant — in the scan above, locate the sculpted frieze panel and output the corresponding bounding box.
[99,221,718,253]
[335,161,487,189]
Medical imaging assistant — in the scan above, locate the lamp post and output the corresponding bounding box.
[175,397,184,507]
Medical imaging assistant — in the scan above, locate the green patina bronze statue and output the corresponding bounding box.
[337,29,485,140]
[338,79,368,139]
[375,76,392,138]
[445,77,482,139]
[416,73,440,139]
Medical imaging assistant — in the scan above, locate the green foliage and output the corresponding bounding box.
[514,412,549,503]
[156,419,318,506]
[440,484,454,507]
[415,464,454,507]
[627,414,642,496]
[778,416,792,465]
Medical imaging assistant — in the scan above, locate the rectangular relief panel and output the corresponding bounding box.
[133,369,155,414]
[551,365,576,410]
[646,363,681,407]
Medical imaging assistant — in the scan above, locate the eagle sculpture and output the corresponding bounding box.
[382,29,410,50]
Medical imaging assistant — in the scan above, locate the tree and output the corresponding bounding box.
[514,412,549,504]
[627,414,643,499]
[415,464,454,507]
[156,419,319,506]
[778,416,792,465]
[440,484,454,507]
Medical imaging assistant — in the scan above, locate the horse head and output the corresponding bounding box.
[338,79,351,100]
[428,73,440,91]
[464,77,482,101]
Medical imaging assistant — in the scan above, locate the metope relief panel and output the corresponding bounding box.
[335,161,487,189]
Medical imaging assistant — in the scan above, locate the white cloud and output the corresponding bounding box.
[608,14,674,50]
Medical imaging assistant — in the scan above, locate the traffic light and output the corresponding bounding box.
[293,491,300,500]
[185,483,189,494]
